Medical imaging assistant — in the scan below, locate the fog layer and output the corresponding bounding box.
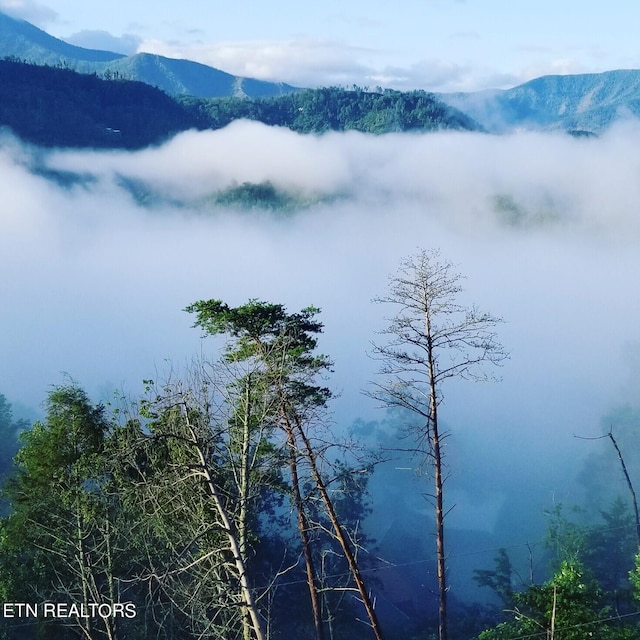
[2,122,640,555]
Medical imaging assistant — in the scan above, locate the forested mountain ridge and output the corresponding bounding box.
[0,6,640,134]
[0,59,479,149]
[101,52,296,99]
[439,69,640,133]
[4,8,640,135]
[182,85,479,134]
[0,9,296,99]
[0,59,200,148]
[0,9,123,65]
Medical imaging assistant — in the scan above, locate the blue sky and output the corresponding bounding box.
[2,0,640,92]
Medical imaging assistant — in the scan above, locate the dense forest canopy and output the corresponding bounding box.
[0,58,479,149]
[0,58,199,148]
[180,85,479,135]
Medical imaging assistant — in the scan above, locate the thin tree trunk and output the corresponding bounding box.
[104,516,117,640]
[608,432,640,548]
[425,304,447,640]
[240,375,253,640]
[285,425,325,640]
[184,409,266,640]
[432,407,447,640]
[75,473,93,640]
[549,585,557,640]
[291,413,384,640]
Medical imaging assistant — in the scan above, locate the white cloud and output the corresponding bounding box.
[371,59,474,92]
[135,37,493,91]
[64,29,141,55]
[0,0,56,26]
[517,58,587,82]
[136,36,583,92]
[48,122,354,201]
[137,37,375,88]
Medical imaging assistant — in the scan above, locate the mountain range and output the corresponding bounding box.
[438,70,640,134]
[2,8,640,137]
[0,10,296,99]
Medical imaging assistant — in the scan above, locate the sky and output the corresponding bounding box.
[2,0,640,91]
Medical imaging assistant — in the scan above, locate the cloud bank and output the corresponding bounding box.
[3,122,640,561]
[65,29,141,55]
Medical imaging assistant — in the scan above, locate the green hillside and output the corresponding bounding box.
[439,69,640,133]
[183,86,480,134]
[0,59,479,149]
[0,59,198,148]
[101,53,297,99]
[0,10,123,67]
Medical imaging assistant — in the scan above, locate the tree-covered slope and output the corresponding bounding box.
[0,59,199,148]
[183,86,480,134]
[439,69,640,133]
[0,9,297,99]
[100,53,297,99]
[0,10,124,66]
[0,60,479,149]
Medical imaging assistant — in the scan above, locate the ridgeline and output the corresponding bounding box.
[0,58,479,149]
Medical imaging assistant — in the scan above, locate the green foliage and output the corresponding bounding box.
[187,86,479,135]
[0,393,27,483]
[542,500,637,607]
[473,548,515,608]
[0,385,129,638]
[0,57,199,148]
[4,385,109,540]
[211,180,318,211]
[0,60,478,149]
[544,503,589,566]
[629,553,640,601]
[477,501,640,640]
[585,498,637,595]
[185,299,329,373]
[478,561,635,640]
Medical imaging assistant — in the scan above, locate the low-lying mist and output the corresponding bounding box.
[3,120,640,598]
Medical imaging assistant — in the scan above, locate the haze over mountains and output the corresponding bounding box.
[438,70,640,134]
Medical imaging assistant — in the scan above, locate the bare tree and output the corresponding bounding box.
[116,366,270,640]
[576,428,640,548]
[368,249,507,640]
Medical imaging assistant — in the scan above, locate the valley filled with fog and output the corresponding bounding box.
[3,121,640,632]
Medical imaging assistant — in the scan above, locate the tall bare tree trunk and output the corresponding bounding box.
[289,412,385,640]
[426,324,447,640]
[184,409,266,640]
[285,426,325,640]
[608,432,640,548]
[240,376,253,640]
[369,249,506,640]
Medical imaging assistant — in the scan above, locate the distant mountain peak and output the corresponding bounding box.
[0,9,298,99]
[437,69,640,134]
[0,10,125,64]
